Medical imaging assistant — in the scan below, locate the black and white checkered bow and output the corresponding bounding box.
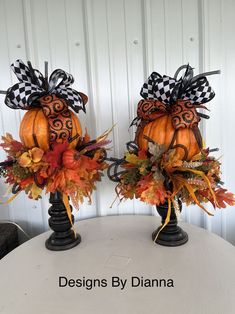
[140,65,220,105]
[4,59,86,113]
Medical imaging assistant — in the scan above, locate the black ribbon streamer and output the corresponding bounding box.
[107,141,138,183]
[4,59,86,113]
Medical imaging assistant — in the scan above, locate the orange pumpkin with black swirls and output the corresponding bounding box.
[19,94,82,151]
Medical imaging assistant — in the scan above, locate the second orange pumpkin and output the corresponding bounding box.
[135,100,202,161]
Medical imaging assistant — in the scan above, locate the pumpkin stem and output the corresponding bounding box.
[44,61,49,91]
[74,152,80,160]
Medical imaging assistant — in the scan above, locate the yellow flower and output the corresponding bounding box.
[30,147,44,163]
[18,152,32,167]
[18,147,44,168]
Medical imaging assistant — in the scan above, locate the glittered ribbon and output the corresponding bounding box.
[39,94,78,145]
[135,99,201,130]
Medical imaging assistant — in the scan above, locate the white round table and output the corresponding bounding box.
[0,215,234,314]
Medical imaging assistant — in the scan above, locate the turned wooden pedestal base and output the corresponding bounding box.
[152,201,188,247]
[45,191,81,251]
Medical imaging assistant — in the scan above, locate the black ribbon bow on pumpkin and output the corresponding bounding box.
[140,64,220,106]
[3,59,86,113]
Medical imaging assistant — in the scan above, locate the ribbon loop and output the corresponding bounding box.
[5,60,87,113]
[5,82,44,109]
[34,69,46,89]
[11,59,34,83]
[140,64,220,105]
[136,99,167,121]
[140,72,162,100]
[170,101,200,129]
[49,69,74,91]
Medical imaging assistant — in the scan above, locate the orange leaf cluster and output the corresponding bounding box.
[46,154,107,207]
[115,143,235,212]
[136,174,168,205]
[0,131,110,204]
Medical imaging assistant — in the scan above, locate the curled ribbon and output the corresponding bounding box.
[107,141,138,183]
[4,59,87,113]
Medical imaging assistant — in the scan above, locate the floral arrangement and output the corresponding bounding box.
[108,64,235,234]
[112,141,234,215]
[0,130,110,206]
[0,60,111,227]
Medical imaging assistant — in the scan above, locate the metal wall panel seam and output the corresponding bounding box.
[82,0,103,217]
[22,0,46,236]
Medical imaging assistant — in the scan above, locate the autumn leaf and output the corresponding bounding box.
[137,178,167,205]
[161,149,183,172]
[79,155,99,171]
[28,183,42,200]
[11,140,24,153]
[1,133,24,157]
[125,152,139,165]
[20,176,34,188]
[1,133,13,143]
[138,149,147,159]
[117,182,136,200]
[135,173,153,195]
[214,188,235,208]
[148,142,166,160]
[43,142,69,173]
[133,172,167,205]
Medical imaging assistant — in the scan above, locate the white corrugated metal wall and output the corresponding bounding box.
[0,0,235,244]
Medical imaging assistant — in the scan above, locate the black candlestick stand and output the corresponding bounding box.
[152,200,188,247]
[45,191,81,251]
